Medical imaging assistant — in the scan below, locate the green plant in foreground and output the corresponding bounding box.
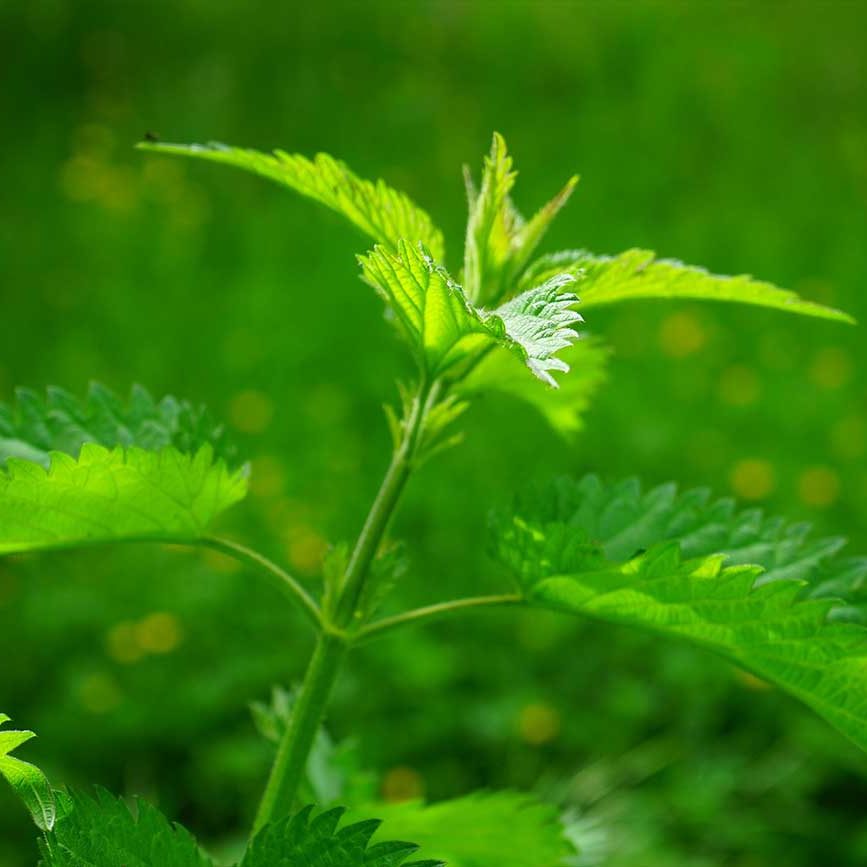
[0,133,860,864]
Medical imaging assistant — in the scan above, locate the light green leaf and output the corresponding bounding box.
[138,140,445,261]
[491,476,867,754]
[520,249,854,322]
[241,805,442,867]
[0,714,56,830]
[359,241,582,386]
[0,444,246,555]
[0,385,246,556]
[459,337,609,437]
[463,133,578,306]
[355,792,575,867]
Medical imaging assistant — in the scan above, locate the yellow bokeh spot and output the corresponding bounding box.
[798,466,840,509]
[381,766,425,803]
[79,673,122,714]
[135,612,183,654]
[286,525,328,574]
[518,702,561,746]
[718,365,761,407]
[658,311,707,358]
[730,459,775,500]
[249,455,286,499]
[105,621,144,664]
[809,347,853,390]
[229,390,274,434]
[830,415,867,461]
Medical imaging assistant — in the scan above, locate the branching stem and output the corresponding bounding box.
[253,377,439,832]
[201,536,322,630]
[357,593,524,641]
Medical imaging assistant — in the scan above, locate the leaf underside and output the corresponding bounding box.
[521,249,854,322]
[360,240,582,386]
[460,337,610,437]
[0,714,56,831]
[0,385,246,556]
[491,476,867,754]
[137,140,445,261]
[0,382,235,468]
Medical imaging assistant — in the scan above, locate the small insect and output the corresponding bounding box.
[143,131,160,143]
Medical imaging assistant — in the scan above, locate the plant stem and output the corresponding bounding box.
[357,593,524,641]
[333,378,438,629]
[252,631,346,833]
[253,377,438,832]
[201,536,322,630]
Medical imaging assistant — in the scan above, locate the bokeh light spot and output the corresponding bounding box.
[809,347,853,390]
[381,766,425,803]
[135,612,183,654]
[518,702,561,745]
[718,365,761,407]
[730,459,775,500]
[798,466,841,509]
[658,311,707,358]
[229,390,274,434]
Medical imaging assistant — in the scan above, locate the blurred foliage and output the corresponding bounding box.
[1,1,866,865]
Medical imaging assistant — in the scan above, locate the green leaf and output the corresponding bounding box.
[0,385,246,555]
[359,240,582,386]
[39,789,214,867]
[241,805,442,867]
[0,714,56,831]
[520,249,854,322]
[463,133,578,306]
[0,444,246,555]
[354,792,575,867]
[138,140,445,261]
[0,382,235,468]
[40,791,438,867]
[460,337,609,437]
[491,476,867,754]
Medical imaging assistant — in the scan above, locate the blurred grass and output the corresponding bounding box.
[1,1,866,865]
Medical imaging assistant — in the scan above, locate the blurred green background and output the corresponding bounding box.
[1,1,866,864]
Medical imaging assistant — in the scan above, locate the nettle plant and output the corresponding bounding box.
[1,133,861,865]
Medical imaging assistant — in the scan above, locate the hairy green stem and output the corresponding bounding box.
[334,379,439,629]
[252,632,346,833]
[253,378,438,832]
[358,593,524,641]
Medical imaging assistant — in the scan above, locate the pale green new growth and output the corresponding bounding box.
[359,240,582,386]
[521,249,854,322]
[137,140,445,261]
[492,476,867,753]
[354,792,575,867]
[0,714,56,831]
[0,444,246,555]
[463,133,578,306]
